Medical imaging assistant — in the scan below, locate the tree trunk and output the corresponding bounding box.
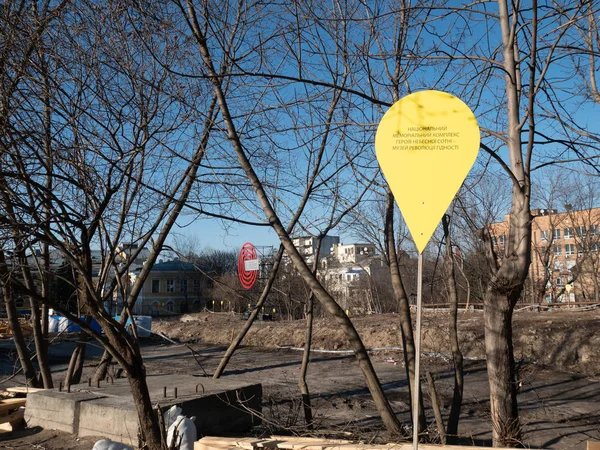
[298,238,322,429]
[483,289,520,446]
[442,215,463,443]
[213,247,283,379]
[65,317,92,387]
[29,297,53,388]
[6,299,40,388]
[426,371,446,445]
[298,292,314,429]
[94,351,113,383]
[65,344,83,388]
[384,190,427,433]
[93,311,132,382]
[128,369,163,450]
[487,0,532,444]
[0,252,40,387]
[187,7,405,435]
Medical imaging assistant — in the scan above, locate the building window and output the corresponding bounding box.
[553,260,564,271]
[592,243,600,252]
[492,236,498,246]
[180,279,188,293]
[553,245,562,256]
[564,228,573,239]
[499,235,505,245]
[566,260,576,270]
[576,226,586,236]
[193,279,200,293]
[540,230,549,241]
[589,225,599,236]
[565,244,575,256]
[151,279,160,294]
[166,300,174,312]
[552,229,561,240]
[556,277,564,287]
[166,279,174,293]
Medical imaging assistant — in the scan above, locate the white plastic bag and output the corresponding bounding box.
[163,405,182,427]
[92,439,133,450]
[167,415,197,450]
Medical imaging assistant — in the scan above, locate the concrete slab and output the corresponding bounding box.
[26,375,262,447]
[25,390,104,434]
[78,396,140,445]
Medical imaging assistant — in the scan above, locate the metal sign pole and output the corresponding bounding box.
[412,252,423,450]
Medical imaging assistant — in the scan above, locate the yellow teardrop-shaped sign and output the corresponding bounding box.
[376,90,480,254]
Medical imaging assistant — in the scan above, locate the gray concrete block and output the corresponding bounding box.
[24,376,262,445]
[25,390,103,434]
[78,397,139,446]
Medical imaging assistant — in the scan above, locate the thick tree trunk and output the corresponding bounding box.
[384,190,427,433]
[94,318,163,450]
[442,216,463,443]
[483,289,520,446]
[128,369,163,450]
[488,0,533,445]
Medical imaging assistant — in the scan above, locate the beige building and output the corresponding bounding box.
[132,259,209,316]
[491,208,600,304]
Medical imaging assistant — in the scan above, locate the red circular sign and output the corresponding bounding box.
[238,242,258,289]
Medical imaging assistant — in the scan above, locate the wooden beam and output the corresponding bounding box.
[0,398,26,414]
[0,407,25,431]
[4,387,44,394]
[196,436,522,450]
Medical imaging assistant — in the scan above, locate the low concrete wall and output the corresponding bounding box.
[25,375,262,446]
[25,391,103,434]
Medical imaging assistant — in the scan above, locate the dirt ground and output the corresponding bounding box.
[154,308,600,375]
[2,308,600,449]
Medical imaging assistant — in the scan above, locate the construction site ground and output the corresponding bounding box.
[2,308,600,449]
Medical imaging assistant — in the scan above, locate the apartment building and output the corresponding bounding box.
[331,243,377,264]
[289,235,340,264]
[490,207,600,304]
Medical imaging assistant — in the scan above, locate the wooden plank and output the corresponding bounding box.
[4,387,44,394]
[196,436,522,450]
[0,408,24,426]
[0,398,26,413]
